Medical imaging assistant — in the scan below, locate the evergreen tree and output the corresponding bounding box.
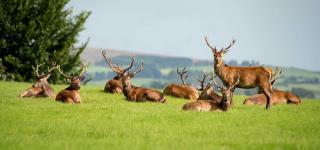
[0,0,90,83]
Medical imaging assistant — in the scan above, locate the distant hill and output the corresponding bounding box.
[81,47,193,64]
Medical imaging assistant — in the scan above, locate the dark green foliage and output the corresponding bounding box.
[0,0,90,83]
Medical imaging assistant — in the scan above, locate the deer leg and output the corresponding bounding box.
[20,90,32,97]
[66,98,74,104]
[230,87,236,106]
[262,87,273,110]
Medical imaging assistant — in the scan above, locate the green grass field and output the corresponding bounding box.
[1,81,320,150]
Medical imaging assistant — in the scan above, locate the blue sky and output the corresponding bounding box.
[69,0,320,71]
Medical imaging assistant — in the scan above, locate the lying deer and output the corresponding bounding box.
[243,89,302,105]
[243,69,302,105]
[197,72,222,101]
[102,51,124,94]
[163,67,199,100]
[55,65,86,104]
[102,50,166,103]
[20,63,56,98]
[183,76,240,112]
[205,36,274,109]
[104,75,123,94]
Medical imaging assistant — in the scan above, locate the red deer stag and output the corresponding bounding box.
[204,36,274,109]
[55,65,86,104]
[197,72,222,101]
[163,67,199,100]
[183,76,240,112]
[244,69,302,105]
[102,50,166,103]
[20,63,57,98]
[104,75,123,94]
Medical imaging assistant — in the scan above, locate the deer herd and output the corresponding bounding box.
[19,36,302,111]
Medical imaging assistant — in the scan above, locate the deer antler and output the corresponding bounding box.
[56,65,73,80]
[221,39,236,54]
[43,62,58,77]
[128,61,144,77]
[270,67,282,85]
[56,64,87,80]
[101,50,124,75]
[101,50,134,75]
[204,36,217,53]
[205,73,215,91]
[123,56,135,73]
[212,75,224,91]
[177,67,189,86]
[229,74,240,90]
[77,64,87,78]
[32,63,45,77]
[32,62,58,78]
[197,71,215,92]
[197,73,207,91]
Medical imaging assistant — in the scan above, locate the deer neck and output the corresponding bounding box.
[214,58,226,77]
[66,86,79,91]
[219,98,231,111]
[121,79,133,98]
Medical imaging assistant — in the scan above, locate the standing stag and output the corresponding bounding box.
[55,65,86,104]
[243,69,302,105]
[163,67,199,100]
[102,50,166,103]
[183,76,240,112]
[20,63,57,98]
[204,36,274,109]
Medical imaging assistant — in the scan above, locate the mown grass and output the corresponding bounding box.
[0,81,320,150]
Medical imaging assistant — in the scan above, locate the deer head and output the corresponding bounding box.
[56,64,87,90]
[32,62,57,88]
[212,74,240,111]
[204,36,236,63]
[177,67,189,86]
[102,50,144,87]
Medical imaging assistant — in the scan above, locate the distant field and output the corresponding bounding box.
[1,81,320,150]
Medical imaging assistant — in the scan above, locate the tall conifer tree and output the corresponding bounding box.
[0,0,90,82]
